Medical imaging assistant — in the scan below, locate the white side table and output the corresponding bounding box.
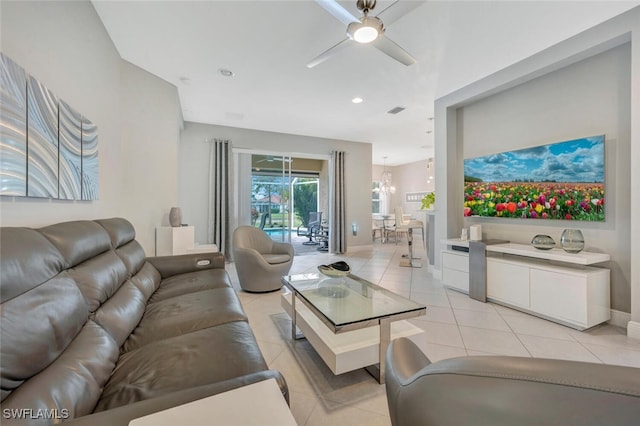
[156,226,195,256]
[186,244,218,254]
[128,378,295,426]
[156,227,218,256]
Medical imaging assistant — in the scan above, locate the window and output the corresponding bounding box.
[372,182,380,213]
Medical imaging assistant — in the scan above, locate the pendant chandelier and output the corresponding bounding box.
[378,157,395,194]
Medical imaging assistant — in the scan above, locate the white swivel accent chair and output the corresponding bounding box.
[232,226,294,292]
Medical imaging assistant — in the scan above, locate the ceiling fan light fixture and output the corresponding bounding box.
[348,16,383,44]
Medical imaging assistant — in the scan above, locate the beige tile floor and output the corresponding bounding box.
[227,242,640,426]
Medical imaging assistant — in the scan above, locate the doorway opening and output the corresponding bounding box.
[249,154,328,255]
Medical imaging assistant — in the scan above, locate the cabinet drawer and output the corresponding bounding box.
[487,258,530,308]
[530,268,588,325]
[443,268,469,293]
[442,251,469,273]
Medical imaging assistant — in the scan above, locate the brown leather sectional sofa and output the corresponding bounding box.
[1,218,287,425]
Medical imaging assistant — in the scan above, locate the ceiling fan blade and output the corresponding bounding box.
[375,0,425,26]
[314,0,360,26]
[372,34,417,66]
[307,38,351,68]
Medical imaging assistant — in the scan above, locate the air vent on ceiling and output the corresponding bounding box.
[387,106,406,115]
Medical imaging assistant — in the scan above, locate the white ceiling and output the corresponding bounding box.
[92,0,638,166]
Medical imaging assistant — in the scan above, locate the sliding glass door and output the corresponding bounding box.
[234,150,326,251]
[251,155,292,242]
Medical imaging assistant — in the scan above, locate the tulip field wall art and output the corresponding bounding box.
[463,135,605,221]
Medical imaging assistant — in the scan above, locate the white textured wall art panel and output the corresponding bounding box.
[27,75,59,198]
[59,100,82,200]
[0,53,27,196]
[0,54,99,201]
[81,117,98,200]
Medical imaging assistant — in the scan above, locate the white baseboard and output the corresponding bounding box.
[608,309,631,328]
[628,321,640,340]
[346,244,373,253]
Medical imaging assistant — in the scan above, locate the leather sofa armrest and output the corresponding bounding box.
[146,252,226,279]
[66,370,288,426]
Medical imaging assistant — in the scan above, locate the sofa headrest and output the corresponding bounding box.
[39,221,111,268]
[0,228,65,302]
[96,218,136,249]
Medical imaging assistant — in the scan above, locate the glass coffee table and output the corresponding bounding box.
[281,272,426,383]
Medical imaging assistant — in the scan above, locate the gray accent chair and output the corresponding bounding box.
[385,337,640,426]
[232,226,294,292]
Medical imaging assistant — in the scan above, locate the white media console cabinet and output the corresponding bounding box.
[441,239,610,330]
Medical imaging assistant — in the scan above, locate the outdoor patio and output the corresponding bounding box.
[264,229,325,256]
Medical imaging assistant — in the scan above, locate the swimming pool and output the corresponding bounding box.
[262,228,291,237]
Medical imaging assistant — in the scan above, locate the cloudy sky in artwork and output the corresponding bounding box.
[464,135,605,183]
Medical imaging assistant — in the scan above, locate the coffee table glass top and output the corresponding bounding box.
[282,273,425,329]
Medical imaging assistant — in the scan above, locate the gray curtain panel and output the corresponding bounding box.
[329,150,346,254]
[208,139,232,257]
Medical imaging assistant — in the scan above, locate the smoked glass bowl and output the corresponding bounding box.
[531,234,556,250]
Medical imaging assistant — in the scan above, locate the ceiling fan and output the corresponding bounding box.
[308,0,421,68]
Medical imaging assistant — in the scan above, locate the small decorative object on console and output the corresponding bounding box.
[531,234,556,250]
[560,228,585,253]
[318,261,351,277]
[469,224,482,241]
[169,207,182,227]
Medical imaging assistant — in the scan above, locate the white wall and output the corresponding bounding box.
[178,122,372,250]
[435,7,640,336]
[0,1,182,255]
[372,161,435,216]
[460,44,630,312]
[0,0,121,223]
[119,61,183,253]
[394,159,435,214]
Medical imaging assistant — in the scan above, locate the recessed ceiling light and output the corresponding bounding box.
[352,97,363,104]
[219,68,234,77]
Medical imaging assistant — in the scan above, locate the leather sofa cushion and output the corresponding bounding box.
[97,218,136,248]
[115,240,147,278]
[68,250,128,313]
[0,227,64,302]
[39,221,111,269]
[95,322,269,411]
[149,268,232,303]
[1,273,88,402]
[129,262,162,301]
[122,287,247,352]
[94,280,148,348]
[2,321,118,419]
[97,218,147,278]
[262,254,291,265]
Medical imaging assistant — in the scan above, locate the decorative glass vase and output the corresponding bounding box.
[169,207,182,227]
[560,229,584,253]
[531,234,555,250]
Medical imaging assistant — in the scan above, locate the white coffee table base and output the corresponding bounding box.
[281,292,423,382]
